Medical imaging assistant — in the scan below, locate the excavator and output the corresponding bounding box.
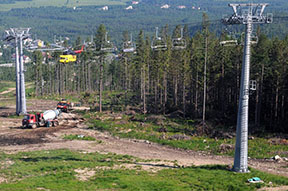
[60,45,84,63]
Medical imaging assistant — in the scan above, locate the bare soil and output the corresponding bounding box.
[258,186,288,191]
[0,98,287,179]
[0,88,15,95]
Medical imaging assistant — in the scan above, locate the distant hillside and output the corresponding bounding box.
[0,0,129,11]
[0,0,287,44]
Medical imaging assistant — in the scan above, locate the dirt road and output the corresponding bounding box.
[0,87,15,95]
[0,99,287,178]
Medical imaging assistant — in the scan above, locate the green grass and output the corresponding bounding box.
[0,0,130,11]
[0,149,287,190]
[0,81,14,94]
[86,112,288,159]
[63,134,98,141]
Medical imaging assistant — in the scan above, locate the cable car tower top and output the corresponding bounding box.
[222,3,272,25]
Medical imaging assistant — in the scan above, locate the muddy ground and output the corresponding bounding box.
[0,98,287,179]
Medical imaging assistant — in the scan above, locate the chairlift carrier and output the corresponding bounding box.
[151,27,167,51]
[123,34,136,53]
[220,30,239,46]
[101,32,116,53]
[172,27,186,50]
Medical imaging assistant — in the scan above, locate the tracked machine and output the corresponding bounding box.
[57,99,71,112]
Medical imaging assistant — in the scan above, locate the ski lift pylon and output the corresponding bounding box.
[151,27,167,51]
[172,27,186,50]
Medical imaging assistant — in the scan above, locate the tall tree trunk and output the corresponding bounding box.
[99,57,104,113]
[220,58,225,115]
[274,78,279,124]
[202,31,208,123]
[163,71,167,114]
[88,62,91,92]
[143,67,147,114]
[49,63,53,94]
[35,65,39,96]
[125,57,128,107]
[183,72,186,117]
[195,64,199,116]
[174,76,178,107]
[255,63,264,127]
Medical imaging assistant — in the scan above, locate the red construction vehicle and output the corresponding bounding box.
[57,99,71,112]
[22,110,60,128]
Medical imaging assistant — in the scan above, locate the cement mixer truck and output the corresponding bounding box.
[22,109,61,128]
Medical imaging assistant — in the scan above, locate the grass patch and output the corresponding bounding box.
[0,81,14,94]
[86,112,288,159]
[0,149,287,190]
[63,134,97,141]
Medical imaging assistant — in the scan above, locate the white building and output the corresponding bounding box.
[100,6,109,11]
[126,6,133,10]
[177,5,186,9]
[161,4,170,9]
[24,56,31,64]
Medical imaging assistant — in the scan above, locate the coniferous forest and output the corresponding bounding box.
[3,17,285,134]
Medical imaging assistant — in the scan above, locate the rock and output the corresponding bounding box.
[144,140,151,144]
[167,110,185,118]
[274,155,281,160]
[273,155,283,162]
[115,120,128,125]
[146,115,166,126]
[159,133,167,140]
[168,134,191,141]
[219,144,234,153]
[283,157,288,162]
[156,120,164,126]
[157,127,167,133]
[167,122,180,127]
[268,138,288,145]
[146,115,166,121]
[113,116,122,120]
[124,110,136,116]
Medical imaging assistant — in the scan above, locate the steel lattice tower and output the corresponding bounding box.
[3,28,30,115]
[222,4,272,172]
